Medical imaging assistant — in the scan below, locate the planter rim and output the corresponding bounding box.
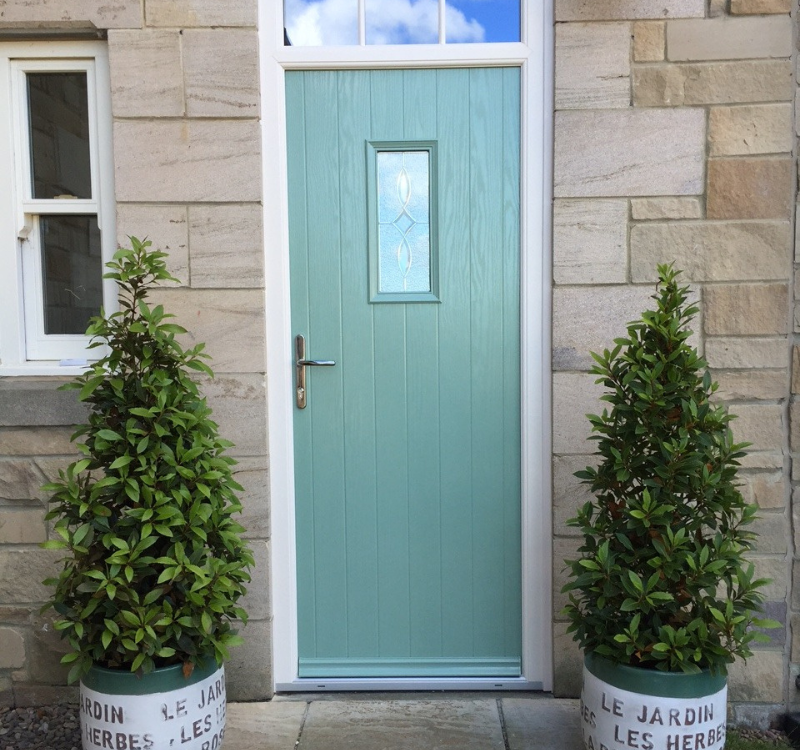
[81,658,221,696]
[584,653,726,699]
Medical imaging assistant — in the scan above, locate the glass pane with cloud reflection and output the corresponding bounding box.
[365,0,439,45]
[447,0,520,43]
[284,0,358,46]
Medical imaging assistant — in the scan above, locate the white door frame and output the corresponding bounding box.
[259,0,554,692]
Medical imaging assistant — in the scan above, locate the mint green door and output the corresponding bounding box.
[287,68,521,679]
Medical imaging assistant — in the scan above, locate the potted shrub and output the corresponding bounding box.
[42,238,254,750]
[562,265,776,750]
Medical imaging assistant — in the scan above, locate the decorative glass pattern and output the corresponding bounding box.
[377,150,431,294]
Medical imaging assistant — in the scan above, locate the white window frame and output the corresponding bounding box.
[263,1,554,692]
[0,40,116,376]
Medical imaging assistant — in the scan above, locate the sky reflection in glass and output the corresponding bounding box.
[284,0,520,46]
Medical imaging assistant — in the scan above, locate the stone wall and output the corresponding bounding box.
[552,0,795,725]
[0,0,270,705]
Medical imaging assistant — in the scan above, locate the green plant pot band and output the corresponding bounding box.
[81,659,220,696]
[584,653,727,699]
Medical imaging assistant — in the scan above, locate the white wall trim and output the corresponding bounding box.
[260,1,554,692]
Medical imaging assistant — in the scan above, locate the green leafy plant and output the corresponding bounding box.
[42,238,254,683]
[562,265,776,674]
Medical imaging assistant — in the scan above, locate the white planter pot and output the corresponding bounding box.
[80,661,226,750]
[580,654,727,750]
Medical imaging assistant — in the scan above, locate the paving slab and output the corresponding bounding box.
[225,701,307,750]
[298,699,505,750]
[503,698,583,750]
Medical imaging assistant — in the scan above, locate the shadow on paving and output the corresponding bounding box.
[223,695,582,750]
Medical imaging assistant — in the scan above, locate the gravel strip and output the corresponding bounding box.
[0,705,80,750]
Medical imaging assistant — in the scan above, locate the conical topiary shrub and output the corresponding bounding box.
[562,264,775,674]
[43,238,254,682]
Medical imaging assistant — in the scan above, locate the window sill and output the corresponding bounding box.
[0,363,90,377]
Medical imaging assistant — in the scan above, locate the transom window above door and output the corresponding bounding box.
[283,0,521,46]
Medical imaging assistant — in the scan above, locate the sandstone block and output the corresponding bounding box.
[0,428,75,456]
[201,374,267,457]
[239,541,269,621]
[0,460,45,501]
[552,373,605,455]
[189,205,264,288]
[554,109,705,197]
[0,0,141,29]
[555,0,704,20]
[731,0,791,13]
[633,60,792,107]
[732,403,783,452]
[555,23,630,109]
[742,471,785,509]
[224,619,272,701]
[707,158,792,220]
[145,0,257,27]
[666,16,792,61]
[709,104,792,156]
[147,289,265,373]
[183,29,259,117]
[630,222,789,282]
[630,197,701,220]
[705,337,788,370]
[793,346,800,393]
[553,286,654,371]
[553,536,581,616]
[0,381,88,427]
[633,22,665,62]
[232,456,269,539]
[0,628,25,669]
[728,649,784,702]
[712,369,785,401]
[27,615,69,684]
[553,455,596,533]
[116,205,189,285]
[0,509,47,544]
[553,200,627,284]
[743,451,784,469]
[10,685,77,707]
[751,511,788,554]
[791,401,800,452]
[708,0,727,16]
[552,622,583,698]
[114,121,261,203]
[108,30,183,118]
[792,614,800,662]
[705,337,788,369]
[704,284,788,335]
[759,556,788,600]
[0,549,62,604]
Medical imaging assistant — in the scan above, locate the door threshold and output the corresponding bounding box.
[276,677,543,692]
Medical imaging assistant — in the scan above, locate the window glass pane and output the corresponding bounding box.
[284,0,358,45]
[377,151,431,294]
[365,0,438,44]
[27,72,92,199]
[40,215,102,334]
[447,0,520,43]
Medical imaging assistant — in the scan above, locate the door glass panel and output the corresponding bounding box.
[447,0,520,43]
[40,215,102,334]
[284,0,358,45]
[27,72,92,200]
[377,150,431,294]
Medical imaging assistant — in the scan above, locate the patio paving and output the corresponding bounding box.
[224,695,582,750]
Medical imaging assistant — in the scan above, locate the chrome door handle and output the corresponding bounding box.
[295,334,335,409]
